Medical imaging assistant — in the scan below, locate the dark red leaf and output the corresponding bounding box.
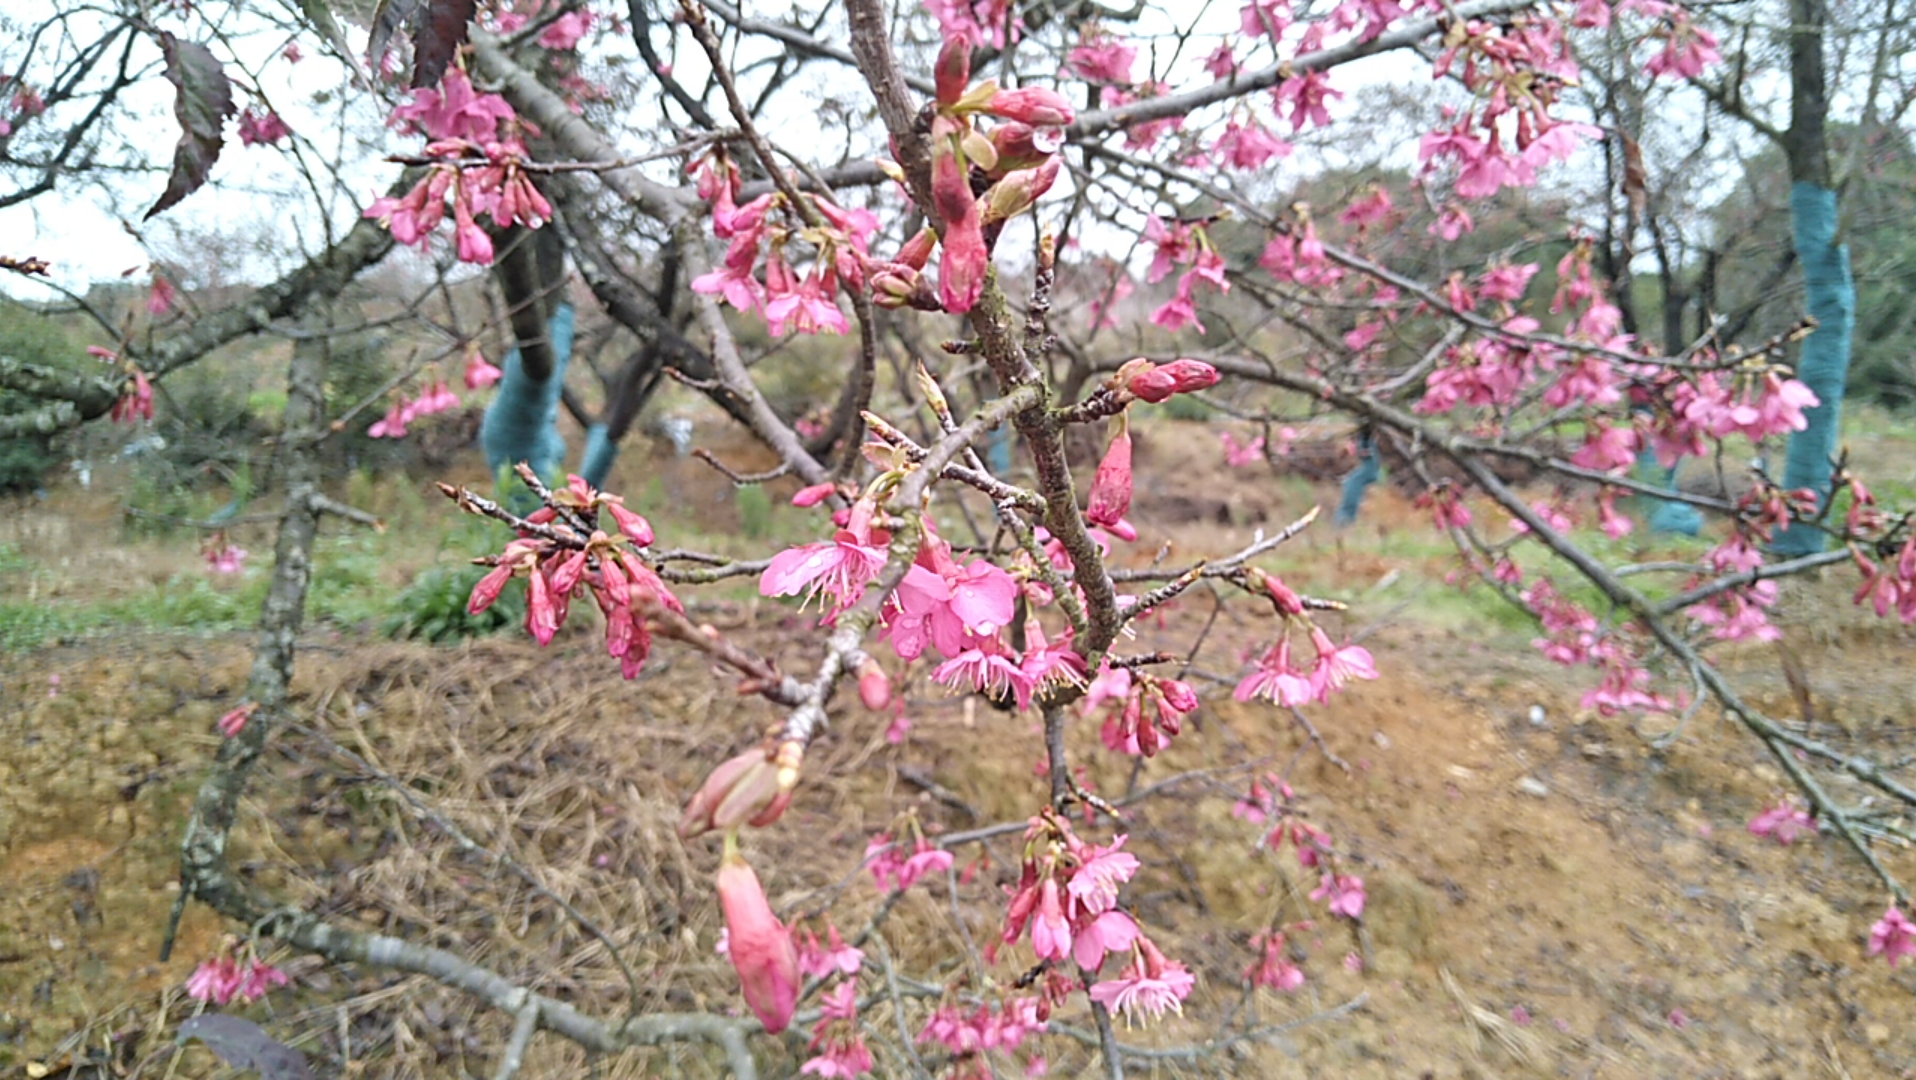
[144,33,236,220]
[411,0,478,89]
[177,1015,313,1080]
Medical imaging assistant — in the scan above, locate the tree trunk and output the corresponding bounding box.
[1774,0,1855,555]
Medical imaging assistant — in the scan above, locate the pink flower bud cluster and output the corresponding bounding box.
[467,474,679,678]
[1853,532,1916,624]
[237,107,292,147]
[185,953,289,1006]
[1081,664,1200,757]
[912,36,1073,314]
[918,996,1047,1078]
[365,70,550,266]
[864,831,955,893]
[366,379,463,439]
[688,149,876,335]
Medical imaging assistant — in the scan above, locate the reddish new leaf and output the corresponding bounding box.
[411,0,478,89]
[144,33,236,220]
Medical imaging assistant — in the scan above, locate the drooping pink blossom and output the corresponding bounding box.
[1068,32,1136,84]
[1869,906,1916,968]
[1072,908,1141,971]
[185,957,288,1005]
[1245,932,1306,992]
[463,348,503,389]
[798,924,866,979]
[760,526,888,615]
[391,69,515,143]
[1747,798,1814,845]
[1028,877,1072,961]
[147,275,177,315]
[205,544,249,575]
[1310,872,1366,919]
[1089,937,1196,1025]
[1235,637,1316,707]
[1307,626,1378,697]
[1068,835,1139,916]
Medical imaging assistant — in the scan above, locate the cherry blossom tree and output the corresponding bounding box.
[3,0,1915,1074]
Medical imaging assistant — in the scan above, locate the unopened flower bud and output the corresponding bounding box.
[987,122,1064,175]
[873,264,939,310]
[525,568,561,646]
[467,564,515,615]
[896,227,937,270]
[934,35,971,107]
[716,842,801,1033]
[607,501,654,546]
[1159,678,1200,713]
[1126,358,1220,403]
[791,482,837,508]
[984,86,1075,127]
[914,361,950,418]
[549,548,589,596]
[1086,414,1133,528]
[857,659,892,710]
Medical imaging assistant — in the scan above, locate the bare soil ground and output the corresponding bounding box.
[4,427,1916,1078]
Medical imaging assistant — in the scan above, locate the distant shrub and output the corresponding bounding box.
[383,562,525,643]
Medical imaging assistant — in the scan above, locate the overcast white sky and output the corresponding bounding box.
[0,0,1760,308]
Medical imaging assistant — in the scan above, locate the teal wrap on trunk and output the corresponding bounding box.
[1774,182,1854,555]
[480,302,576,487]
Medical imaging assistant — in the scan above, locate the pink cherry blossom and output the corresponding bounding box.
[1310,872,1366,919]
[1234,637,1316,707]
[1072,908,1141,971]
[1245,932,1305,991]
[205,544,248,575]
[1869,906,1916,967]
[1029,877,1073,961]
[798,924,866,979]
[1747,798,1814,845]
[463,348,503,389]
[1089,937,1195,1025]
[1307,626,1379,697]
[1068,835,1140,916]
[539,9,593,50]
[760,527,888,614]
